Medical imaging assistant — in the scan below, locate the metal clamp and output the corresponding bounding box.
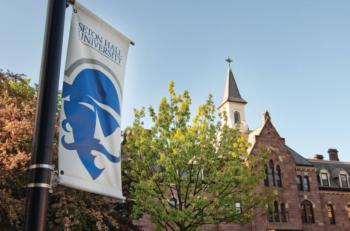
[27,165,58,192]
[28,164,54,170]
[27,183,51,189]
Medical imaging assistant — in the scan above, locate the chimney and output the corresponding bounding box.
[328,148,339,161]
[314,154,324,160]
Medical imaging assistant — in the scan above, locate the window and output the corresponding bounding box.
[346,205,350,220]
[340,174,349,188]
[274,201,280,222]
[268,202,287,223]
[303,176,310,191]
[301,200,315,224]
[267,205,274,222]
[296,175,310,191]
[296,175,303,191]
[264,165,269,186]
[321,172,329,187]
[234,111,240,123]
[268,160,276,186]
[280,203,287,222]
[327,204,336,224]
[235,202,242,214]
[276,165,282,187]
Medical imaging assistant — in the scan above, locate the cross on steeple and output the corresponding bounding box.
[225,56,232,68]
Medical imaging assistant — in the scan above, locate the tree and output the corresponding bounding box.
[0,70,138,230]
[124,82,273,231]
[0,70,35,230]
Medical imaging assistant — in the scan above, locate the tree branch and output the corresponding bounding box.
[184,162,194,208]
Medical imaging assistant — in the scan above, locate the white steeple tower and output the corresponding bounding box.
[218,57,249,133]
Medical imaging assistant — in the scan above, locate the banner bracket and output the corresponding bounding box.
[67,0,75,6]
[49,169,60,193]
[26,165,59,193]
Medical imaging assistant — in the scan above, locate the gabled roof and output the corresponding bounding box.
[221,68,247,106]
[247,111,313,168]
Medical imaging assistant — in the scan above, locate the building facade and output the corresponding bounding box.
[137,63,350,231]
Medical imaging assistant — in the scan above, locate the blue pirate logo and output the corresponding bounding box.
[61,69,121,180]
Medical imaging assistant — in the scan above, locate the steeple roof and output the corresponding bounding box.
[221,67,247,106]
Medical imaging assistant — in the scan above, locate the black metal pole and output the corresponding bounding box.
[24,0,67,230]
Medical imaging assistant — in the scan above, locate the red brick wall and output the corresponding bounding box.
[296,167,325,231]
[319,192,350,231]
[249,120,304,231]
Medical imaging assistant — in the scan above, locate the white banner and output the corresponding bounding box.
[58,2,131,199]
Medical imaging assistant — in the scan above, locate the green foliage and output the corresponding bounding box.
[124,81,273,231]
[0,70,35,101]
[0,69,137,230]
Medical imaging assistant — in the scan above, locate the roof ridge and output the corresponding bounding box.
[308,159,350,164]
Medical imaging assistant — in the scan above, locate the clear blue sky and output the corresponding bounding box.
[1,0,350,160]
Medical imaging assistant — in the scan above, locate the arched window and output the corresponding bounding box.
[276,165,282,187]
[268,201,287,223]
[281,203,287,222]
[268,160,276,186]
[346,204,350,220]
[267,205,273,222]
[296,175,303,191]
[301,200,315,224]
[339,171,349,188]
[327,204,336,224]
[320,170,330,187]
[303,176,310,191]
[274,201,280,222]
[234,111,240,123]
[264,165,269,186]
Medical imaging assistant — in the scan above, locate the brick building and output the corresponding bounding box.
[137,63,350,231]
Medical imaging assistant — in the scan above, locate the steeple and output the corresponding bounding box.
[220,57,247,106]
[219,57,249,133]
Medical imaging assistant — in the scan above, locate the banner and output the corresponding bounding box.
[58,2,131,199]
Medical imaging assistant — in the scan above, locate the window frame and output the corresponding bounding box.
[267,205,274,222]
[264,164,269,186]
[296,175,303,191]
[327,204,336,225]
[346,204,350,220]
[268,160,276,186]
[320,170,330,187]
[280,203,287,222]
[303,175,310,191]
[234,111,240,123]
[274,201,280,222]
[339,171,349,188]
[301,200,315,224]
[276,165,282,187]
